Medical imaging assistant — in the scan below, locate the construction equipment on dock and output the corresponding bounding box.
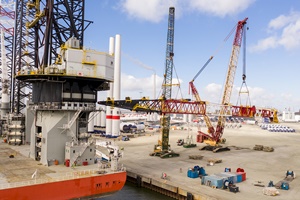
[149,7,180,158]
[274,170,296,190]
[177,139,184,146]
[183,136,197,148]
[197,18,249,152]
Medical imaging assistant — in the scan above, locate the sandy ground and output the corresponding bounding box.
[116,122,300,200]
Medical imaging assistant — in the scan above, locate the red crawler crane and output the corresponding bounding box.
[195,18,249,150]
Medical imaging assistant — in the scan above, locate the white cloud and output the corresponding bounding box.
[118,73,183,99]
[123,52,154,71]
[205,83,222,93]
[251,11,300,52]
[245,87,270,107]
[280,92,292,100]
[119,0,177,23]
[234,86,300,112]
[203,83,222,103]
[278,19,300,50]
[278,93,300,112]
[120,73,161,98]
[187,0,255,17]
[268,12,300,30]
[249,36,278,52]
[202,84,293,111]
[119,0,254,22]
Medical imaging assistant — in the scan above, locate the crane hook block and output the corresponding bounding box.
[242,74,246,81]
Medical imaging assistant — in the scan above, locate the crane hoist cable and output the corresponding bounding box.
[236,25,251,107]
[188,22,240,103]
[172,63,184,99]
[190,20,239,90]
[156,63,183,100]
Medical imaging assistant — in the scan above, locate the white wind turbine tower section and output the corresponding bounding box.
[111,34,121,137]
[105,36,115,137]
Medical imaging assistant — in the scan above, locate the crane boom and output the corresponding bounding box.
[196,18,249,146]
[214,17,248,141]
[160,7,175,152]
[163,7,175,100]
[222,18,248,106]
[191,56,213,82]
[189,56,215,134]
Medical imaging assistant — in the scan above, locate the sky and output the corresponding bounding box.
[84,0,300,113]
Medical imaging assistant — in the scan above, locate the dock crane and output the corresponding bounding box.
[99,7,188,158]
[151,7,180,158]
[196,18,249,150]
[190,18,254,150]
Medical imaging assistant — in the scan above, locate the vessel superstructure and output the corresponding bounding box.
[0,36,126,199]
[0,0,126,198]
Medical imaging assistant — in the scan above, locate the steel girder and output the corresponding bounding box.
[98,99,207,115]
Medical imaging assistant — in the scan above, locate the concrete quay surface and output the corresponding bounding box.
[116,123,300,200]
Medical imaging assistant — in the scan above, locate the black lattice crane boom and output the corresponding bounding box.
[162,7,175,101]
[157,7,179,157]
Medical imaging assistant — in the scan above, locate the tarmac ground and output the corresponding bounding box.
[116,122,300,200]
[1,122,300,200]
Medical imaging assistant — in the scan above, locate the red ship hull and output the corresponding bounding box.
[0,171,126,200]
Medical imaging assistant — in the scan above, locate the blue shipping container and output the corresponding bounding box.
[202,175,224,188]
[216,172,237,183]
[234,173,242,183]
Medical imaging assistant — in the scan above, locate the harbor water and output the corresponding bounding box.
[100,182,175,200]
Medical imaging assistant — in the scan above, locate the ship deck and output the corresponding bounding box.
[0,142,116,187]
